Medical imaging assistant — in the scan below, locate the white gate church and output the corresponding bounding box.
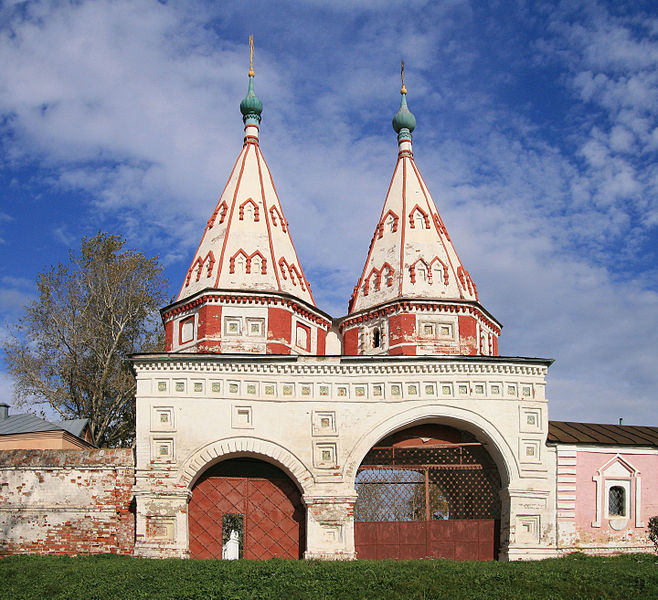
[130,51,655,561]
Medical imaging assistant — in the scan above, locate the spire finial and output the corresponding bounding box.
[249,35,255,77]
[392,60,416,142]
[240,35,263,126]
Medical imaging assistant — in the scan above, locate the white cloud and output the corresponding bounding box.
[0,0,656,426]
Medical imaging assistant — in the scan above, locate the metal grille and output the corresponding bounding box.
[608,486,626,517]
[355,445,501,522]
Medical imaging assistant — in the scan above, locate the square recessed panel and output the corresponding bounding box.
[520,408,542,433]
[224,317,241,335]
[156,380,168,393]
[521,385,533,399]
[245,318,265,337]
[227,381,240,395]
[151,407,174,432]
[232,405,253,429]
[301,384,313,397]
[192,380,204,393]
[441,384,453,396]
[516,515,540,543]
[520,439,541,463]
[152,438,174,462]
[372,384,384,398]
[336,386,348,398]
[489,382,502,396]
[439,324,453,338]
[312,411,337,436]
[314,442,338,468]
[389,383,402,398]
[174,380,186,393]
[282,383,295,397]
[457,382,470,397]
[210,381,222,394]
[264,383,276,397]
[506,384,518,398]
[146,517,176,541]
[319,385,330,397]
[245,382,258,395]
[424,383,436,396]
[407,384,419,396]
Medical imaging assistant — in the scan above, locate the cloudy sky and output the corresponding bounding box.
[0,0,656,425]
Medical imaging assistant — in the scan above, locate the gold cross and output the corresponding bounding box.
[401,60,407,94]
[249,35,255,77]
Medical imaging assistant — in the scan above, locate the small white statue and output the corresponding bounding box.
[222,529,240,560]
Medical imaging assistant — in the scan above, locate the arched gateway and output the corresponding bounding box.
[354,424,502,560]
[188,458,305,559]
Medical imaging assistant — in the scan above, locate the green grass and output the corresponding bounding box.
[0,553,657,600]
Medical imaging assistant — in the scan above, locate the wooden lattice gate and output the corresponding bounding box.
[354,425,501,560]
[188,458,305,560]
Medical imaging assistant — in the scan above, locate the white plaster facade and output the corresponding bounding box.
[132,354,557,560]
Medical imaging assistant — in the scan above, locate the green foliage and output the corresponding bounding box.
[648,516,658,553]
[3,232,168,447]
[0,554,657,600]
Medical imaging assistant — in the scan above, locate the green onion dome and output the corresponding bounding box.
[392,88,416,141]
[240,75,263,124]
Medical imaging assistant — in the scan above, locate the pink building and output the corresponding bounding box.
[550,422,658,554]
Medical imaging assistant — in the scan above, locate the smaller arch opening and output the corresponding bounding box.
[189,458,306,560]
[373,327,381,348]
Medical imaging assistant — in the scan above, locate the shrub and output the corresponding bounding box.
[648,515,658,554]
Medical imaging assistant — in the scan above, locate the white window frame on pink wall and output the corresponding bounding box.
[591,454,643,529]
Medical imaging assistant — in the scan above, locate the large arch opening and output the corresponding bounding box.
[354,423,501,560]
[188,457,306,560]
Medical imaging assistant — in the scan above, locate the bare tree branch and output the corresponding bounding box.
[3,232,167,447]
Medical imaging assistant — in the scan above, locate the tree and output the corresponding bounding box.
[4,232,168,447]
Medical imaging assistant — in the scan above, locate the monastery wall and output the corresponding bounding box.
[0,449,134,556]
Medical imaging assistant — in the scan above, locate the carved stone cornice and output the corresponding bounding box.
[131,353,551,377]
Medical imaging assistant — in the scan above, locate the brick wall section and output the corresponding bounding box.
[0,449,135,556]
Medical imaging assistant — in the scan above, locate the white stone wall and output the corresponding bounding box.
[132,355,557,560]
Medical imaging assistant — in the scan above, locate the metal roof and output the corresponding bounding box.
[548,420,658,447]
[0,413,60,435]
[55,418,90,439]
[0,411,90,441]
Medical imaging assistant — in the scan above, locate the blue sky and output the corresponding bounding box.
[0,0,657,425]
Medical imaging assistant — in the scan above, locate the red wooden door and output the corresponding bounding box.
[189,458,305,560]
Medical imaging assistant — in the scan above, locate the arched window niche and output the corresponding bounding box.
[591,455,642,531]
